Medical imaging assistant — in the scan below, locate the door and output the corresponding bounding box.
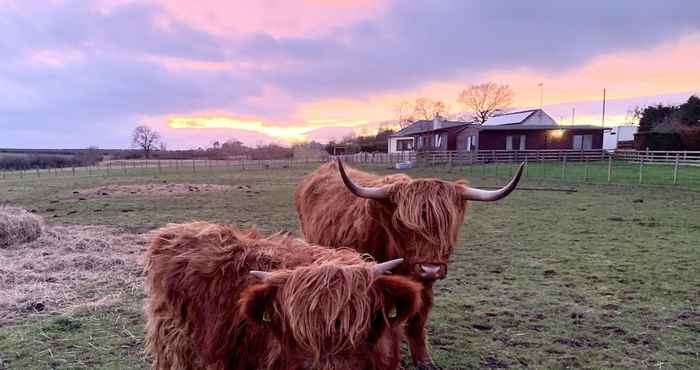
[506,136,513,151]
[573,135,583,150]
[519,134,526,150]
[583,135,593,150]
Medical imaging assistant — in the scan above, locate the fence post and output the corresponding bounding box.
[158,159,162,174]
[192,159,196,172]
[561,155,567,180]
[524,158,528,178]
[639,158,644,184]
[447,152,453,172]
[540,152,545,178]
[607,154,612,183]
[584,158,589,182]
[673,154,679,185]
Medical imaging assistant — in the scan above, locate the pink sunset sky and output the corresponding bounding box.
[2,0,699,149]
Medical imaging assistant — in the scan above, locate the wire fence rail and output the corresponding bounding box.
[0,157,326,182]
[2,150,700,189]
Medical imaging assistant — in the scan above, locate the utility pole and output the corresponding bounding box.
[572,107,575,125]
[538,83,544,109]
[602,88,606,128]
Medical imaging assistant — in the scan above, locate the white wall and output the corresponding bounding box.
[603,126,638,150]
[388,136,415,154]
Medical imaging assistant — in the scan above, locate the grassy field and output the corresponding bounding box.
[1,164,699,369]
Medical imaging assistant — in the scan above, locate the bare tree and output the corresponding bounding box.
[131,125,161,158]
[394,100,415,129]
[457,82,514,124]
[412,97,449,121]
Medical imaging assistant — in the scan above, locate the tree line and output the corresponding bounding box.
[634,95,700,150]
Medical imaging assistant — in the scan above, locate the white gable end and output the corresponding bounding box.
[521,110,557,126]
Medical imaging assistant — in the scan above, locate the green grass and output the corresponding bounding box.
[1,164,699,369]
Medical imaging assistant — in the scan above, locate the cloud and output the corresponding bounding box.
[1,0,699,148]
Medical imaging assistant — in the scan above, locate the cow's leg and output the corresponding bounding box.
[407,285,441,370]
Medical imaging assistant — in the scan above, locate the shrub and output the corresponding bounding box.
[0,207,43,247]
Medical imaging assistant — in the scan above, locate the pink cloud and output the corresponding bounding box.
[154,0,390,38]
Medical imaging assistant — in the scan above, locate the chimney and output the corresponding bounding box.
[433,115,443,130]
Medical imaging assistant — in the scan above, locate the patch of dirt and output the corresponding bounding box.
[480,354,509,369]
[0,224,148,323]
[72,183,242,198]
[556,336,609,349]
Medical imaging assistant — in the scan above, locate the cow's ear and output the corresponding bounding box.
[373,275,422,324]
[239,283,278,325]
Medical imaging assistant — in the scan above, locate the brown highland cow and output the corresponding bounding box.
[144,222,423,370]
[294,160,523,369]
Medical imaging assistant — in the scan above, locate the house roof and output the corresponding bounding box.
[391,119,471,137]
[481,109,538,126]
[479,124,603,131]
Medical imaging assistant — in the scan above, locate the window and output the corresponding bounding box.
[573,134,593,150]
[506,135,513,151]
[434,134,442,148]
[519,134,526,150]
[465,135,476,152]
[417,136,423,148]
[395,139,413,151]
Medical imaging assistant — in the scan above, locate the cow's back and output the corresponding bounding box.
[294,162,399,261]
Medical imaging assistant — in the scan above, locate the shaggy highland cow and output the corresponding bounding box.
[294,160,523,369]
[144,222,423,370]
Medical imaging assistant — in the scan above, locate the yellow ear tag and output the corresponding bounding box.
[262,311,271,322]
[388,306,397,318]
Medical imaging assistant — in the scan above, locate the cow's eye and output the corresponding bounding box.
[262,311,272,322]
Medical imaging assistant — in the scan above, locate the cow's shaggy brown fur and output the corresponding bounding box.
[294,161,473,368]
[144,222,422,370]
[295,161,468,278]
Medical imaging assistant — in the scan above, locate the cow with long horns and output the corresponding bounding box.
[144,222,422,370]
[294,160,523,369]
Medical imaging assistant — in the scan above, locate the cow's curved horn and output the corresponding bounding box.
[461,162,524,201]
[373,258,404,275]
[337,159,389,200]
[250,271,272,280]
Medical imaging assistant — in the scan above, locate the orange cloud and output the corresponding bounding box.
[291,33,700,128]
[168,115,373,142]
[160,33,700,144]
[485,33,700,108]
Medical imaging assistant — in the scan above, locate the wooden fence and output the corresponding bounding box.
[336,149,700,167]
[612,150,700,166]
[337,149,607,166]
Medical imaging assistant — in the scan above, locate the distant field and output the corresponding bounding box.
[0,164,698,369]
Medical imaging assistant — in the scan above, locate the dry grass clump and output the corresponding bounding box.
[0,206,43,248]
[0,224,148,323]
[76,183,238,198]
